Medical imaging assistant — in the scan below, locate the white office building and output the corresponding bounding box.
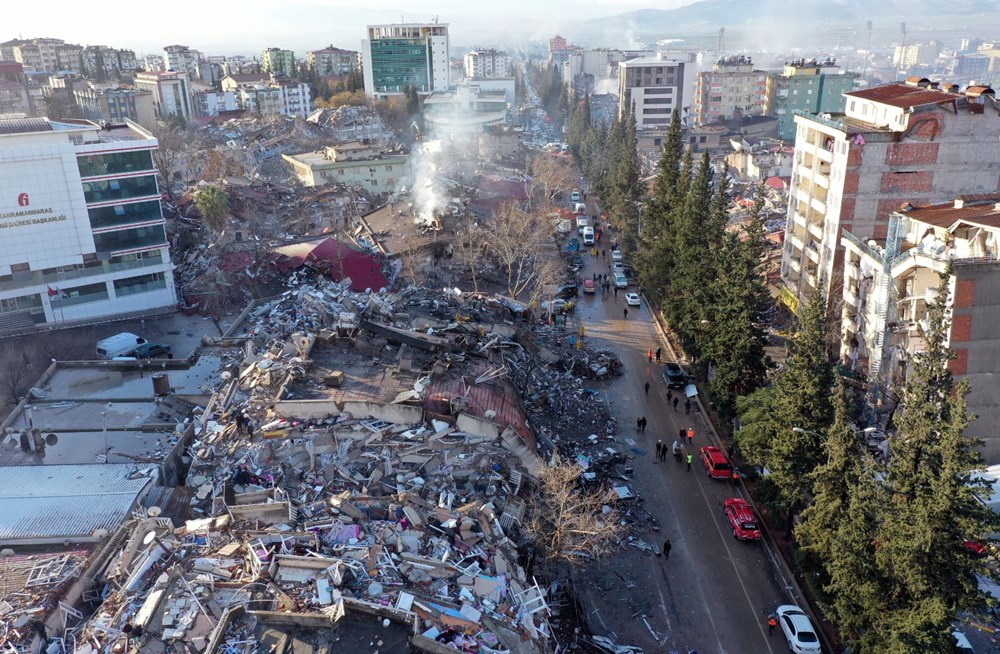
[618,54,686,129]
[0,116,176,333]
[362,22,450,98]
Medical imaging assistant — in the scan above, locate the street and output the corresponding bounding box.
[567,222,802,653]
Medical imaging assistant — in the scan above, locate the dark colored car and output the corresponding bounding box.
[570,255,584,268]
[134,343,173,359]
[662,362,689,389]
[556,284,579,299]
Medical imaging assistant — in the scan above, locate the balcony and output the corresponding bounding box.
[815,145,834,164]
[807,220,825,242]
[804,242,821,264]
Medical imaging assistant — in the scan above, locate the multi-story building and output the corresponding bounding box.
[0,116,176,332]
[283,141,408,194]
[54,44,84,73]
[221,74,310,118]
[116,49,137,72]
[192,89,238,117]
[134,71,192,121]
[307,46,358,76]
[423,84,509,135]
[954,54,991,80]
[220,73,271,92]
[893,41,943,68]
[261,48,296,78]
[163,45,200,76]
[693,55,767,126]
[780,80,1000,306]
[361,23,450,98]
[11,38,65,73]
[0,61,32,115]
[563,48,649,89]
[276,80,312,118]
[73,85,156,129]
[463,49,512,79]
[839,195,1000,461]
[617,54,685,129]
[143,54,164,72]
[765,59,857,140]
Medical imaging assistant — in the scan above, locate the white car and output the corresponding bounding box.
[625,292,641,306]
[776,605,822,654]
[614,272,628,289]
[611,250,624,263]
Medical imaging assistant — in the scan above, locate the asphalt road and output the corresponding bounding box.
[569,221,806,653]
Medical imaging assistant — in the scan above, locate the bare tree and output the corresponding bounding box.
[528,154,577,205]
[527,463,620,566]
[452,220,486,293]
[0,344,36,410]
[148,122,188,200]
[485,202,550,299]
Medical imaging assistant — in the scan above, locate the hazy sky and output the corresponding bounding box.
[6,0,689,56]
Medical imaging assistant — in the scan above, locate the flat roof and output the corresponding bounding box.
[0,464,152,544]
[0,116,52,135]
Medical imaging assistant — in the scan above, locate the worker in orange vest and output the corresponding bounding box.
[768,612,778,635]
[686,427,694,445]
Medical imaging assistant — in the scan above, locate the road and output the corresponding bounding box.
[568,219,804,652]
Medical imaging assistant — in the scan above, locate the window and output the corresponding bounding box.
[88,199,162,229]
[58,281,109,307]
[77,150,154,177]
[114,272,166,296]
[83,175,158,203]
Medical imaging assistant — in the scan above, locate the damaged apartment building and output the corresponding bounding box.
[0,253,638,654]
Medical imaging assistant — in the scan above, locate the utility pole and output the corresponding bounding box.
[861,20,873,82]
[894,22,907,81]
[717,27,725,57]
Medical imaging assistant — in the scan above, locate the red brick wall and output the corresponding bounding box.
[840,198,856,225]
[880,171,934,194]
[877,198,903,222]
[872,224,888,240]
[951,314,972,342]
[847,145,863,166]
[885,142,939,166]
[949,348,969,376]
[954,279,976,308]
[843,171,860,194]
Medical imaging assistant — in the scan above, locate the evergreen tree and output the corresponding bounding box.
[608,108,642,253]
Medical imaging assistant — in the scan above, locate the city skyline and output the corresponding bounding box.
[5,0,675,56]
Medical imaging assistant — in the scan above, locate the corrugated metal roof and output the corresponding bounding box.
[0,464,152,542]
[901,195,1000,229]
[0,116,51,135]
[845,83,963,110]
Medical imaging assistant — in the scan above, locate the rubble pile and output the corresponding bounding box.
[306,106,397,145]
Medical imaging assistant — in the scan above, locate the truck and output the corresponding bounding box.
[96,332,147,360]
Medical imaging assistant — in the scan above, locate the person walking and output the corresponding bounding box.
[601,249,606,259]
[662,539,672,560]
[647,348,653,362]
[637,417,642,433]
[640,417,647,433]
[655,441,663,461]
[644,381,650,395]
[579,325,586,340]
[731,469,739,487]
[767,612,778,635]
[686,452,693,472]
[655,347,662,363]
[684,398,691,415]
[672,440,680,462]
[687,427,694,445]
[672,396,679,411]
[666,388,673,403]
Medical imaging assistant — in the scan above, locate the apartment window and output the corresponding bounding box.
[113,272,166,297]
[59,281,110,307]
[643,98,672,104]
[77,150,154,178]
[88,199,162,229]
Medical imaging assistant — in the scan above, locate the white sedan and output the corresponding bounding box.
[776,605,822,654]
[625,293,641,307]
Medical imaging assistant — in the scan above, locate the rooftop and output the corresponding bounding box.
[0,116,52,135]
[845,82,964,110]
[898,194,1000,230]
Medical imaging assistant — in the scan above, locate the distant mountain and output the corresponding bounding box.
[583,0,1000,42]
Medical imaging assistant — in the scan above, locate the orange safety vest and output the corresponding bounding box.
[768,617,777,627]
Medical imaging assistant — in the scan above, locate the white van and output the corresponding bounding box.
[574,202,587,214]
[576,215,590,233]
[582,226,595,245]
[96,332,146,359]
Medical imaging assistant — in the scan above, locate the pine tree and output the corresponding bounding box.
[609,108,642,253]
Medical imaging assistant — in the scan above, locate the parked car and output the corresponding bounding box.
[582,226,595,245]
[662,362,688,389]
[776,605,822,654]
[582,279,596,294]
[625,292,641,307]
[700,446,732,480]
[571,189,581,203]
[954,630,974,653]
[612,262,625,273]
[613,272,628,288]
[563,237,580,254]
[723,498,761,541]
[611,249,624,263]
[570,255,584,268]
[134,342,172,359]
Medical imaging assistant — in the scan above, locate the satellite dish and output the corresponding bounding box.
[142,531,157,545]
[148,506,162,517]
[93,529,110,539]
[45,433,58,446]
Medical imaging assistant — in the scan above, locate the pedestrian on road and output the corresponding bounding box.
[640,417,647,433]
[768,613,778,635]
[731,469,739,487]
[678,428,685,443]
[655,441,663,460]
[655,347,662,363]
[662,443,669,462]
[685,398,691,415]
[637,417,642,433]
[686,453,693,472]
[672,440,680,462]
[672,397,679,411]
[623,307,628,319]
[662,539,672,560]
[666,389,673,403]
[687,427,694,445]
[644,381,650,395]
[579,325,586,339]
[601,249,606,259]
[647,347,653,362]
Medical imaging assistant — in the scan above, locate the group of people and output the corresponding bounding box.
[654,439,695,470]
[666,388,693,414]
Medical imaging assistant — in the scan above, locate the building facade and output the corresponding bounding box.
[73,86,156,129]
[765,59,857,141]
[283,142,408,194]
[0,61,32,115]
[0,117,176,333]
[134,71,192,121]
[780,80,1000,306]
[839,196,1000,461]
[463,49,512,79]
[618,54,685,129]
[361,23,450,98]
[693,56,767,126]
[192,90,238,117]
[307,46,358,76]
[163,45,200,76]
[893,41,943,68]
[262,48,296,77]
